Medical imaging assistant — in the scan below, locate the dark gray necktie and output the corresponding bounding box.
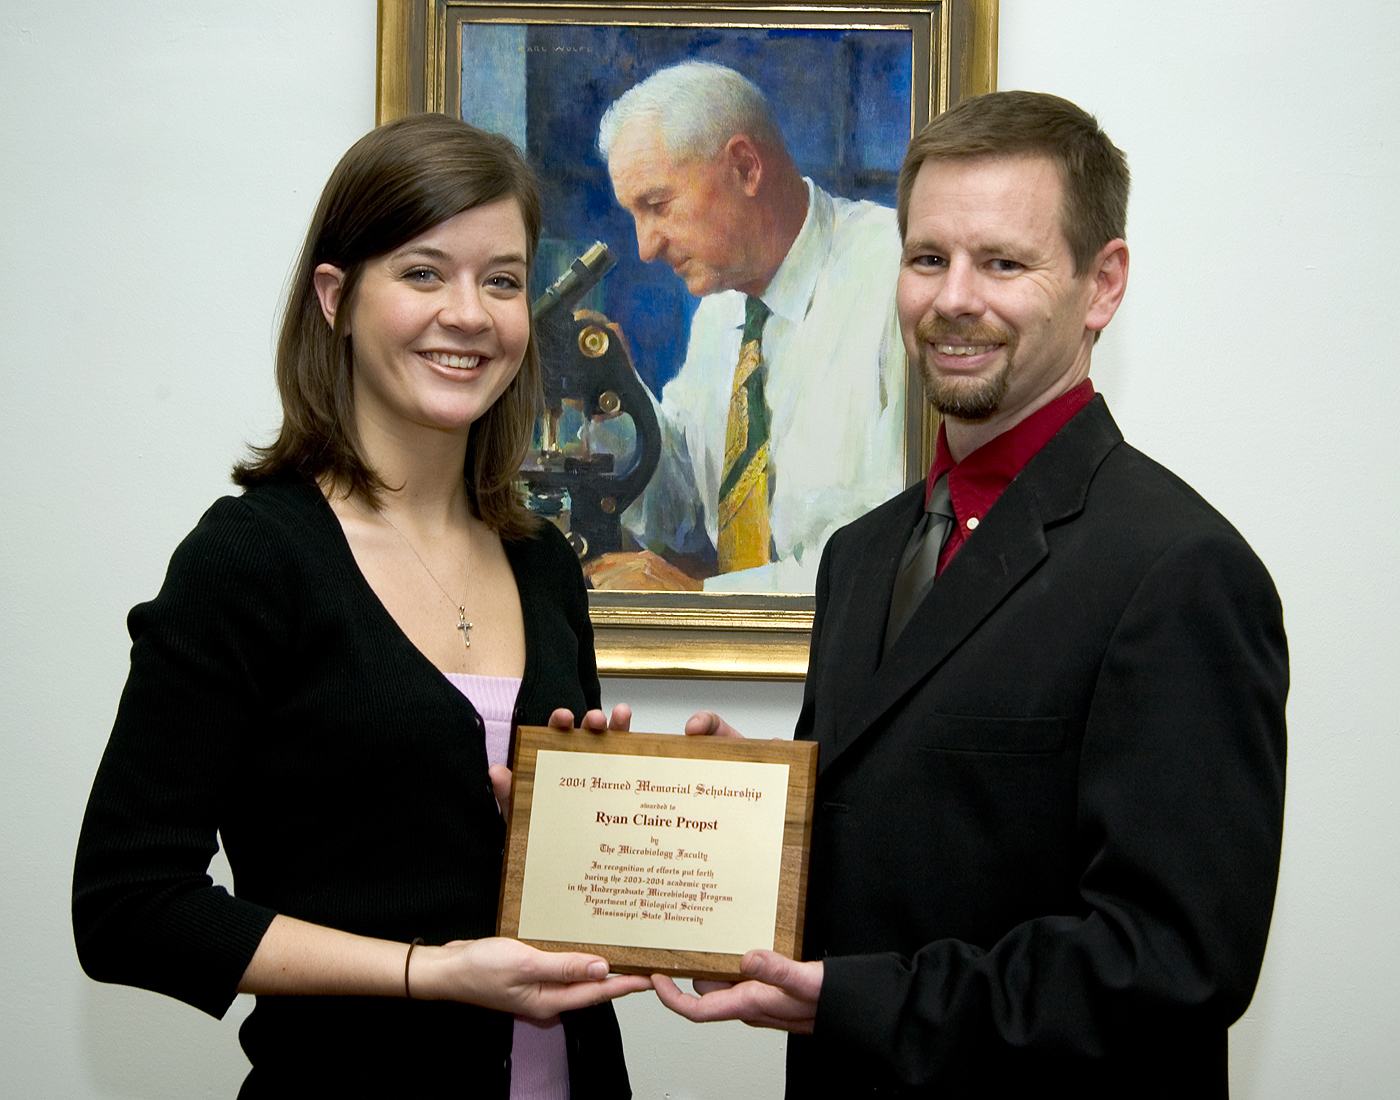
[882,475,956,656]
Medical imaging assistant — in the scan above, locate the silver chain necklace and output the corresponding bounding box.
[380,513,473,651]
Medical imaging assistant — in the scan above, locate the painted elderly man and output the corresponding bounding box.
[589,62,907,592]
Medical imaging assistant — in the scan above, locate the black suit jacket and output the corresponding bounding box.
[786,398,1287,1098]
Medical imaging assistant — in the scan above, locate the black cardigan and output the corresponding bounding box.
[73,477,630,1098]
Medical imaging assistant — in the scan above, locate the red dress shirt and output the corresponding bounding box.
[927,380,1096,575]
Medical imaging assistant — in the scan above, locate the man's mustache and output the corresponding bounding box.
[914,315,1016,349]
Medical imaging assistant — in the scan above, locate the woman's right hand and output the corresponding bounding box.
[239,916,649,1012]
[410,937,652,1016]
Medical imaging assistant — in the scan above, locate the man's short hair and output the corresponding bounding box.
[897,90,1130,275]
[598,61,784,164]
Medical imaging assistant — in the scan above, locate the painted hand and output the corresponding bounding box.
[584,550,705,591]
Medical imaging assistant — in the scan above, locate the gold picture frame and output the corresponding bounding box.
[376,0,997,679]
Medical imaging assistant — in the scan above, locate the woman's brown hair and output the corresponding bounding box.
[234,113,544,538]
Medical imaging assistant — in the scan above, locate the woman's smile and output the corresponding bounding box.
[420,350,485,371]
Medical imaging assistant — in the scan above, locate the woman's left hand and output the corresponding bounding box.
[490,704,633,817]
[548,703,632,733]
[413,937,652,1016]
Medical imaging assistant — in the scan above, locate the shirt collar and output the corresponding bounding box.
[927,379,1096,515]
[752,178,828,324]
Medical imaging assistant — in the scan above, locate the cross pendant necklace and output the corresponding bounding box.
[379,512,474,657]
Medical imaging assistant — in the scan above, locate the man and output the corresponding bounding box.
[588,62,907,592]
[654,91,1288,1097]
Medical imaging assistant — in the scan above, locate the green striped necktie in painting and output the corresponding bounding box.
[717,295,773,573]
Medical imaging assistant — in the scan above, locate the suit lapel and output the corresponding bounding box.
[819,486,921,769]
[831,480,1048,760]
[825,397,1124,769]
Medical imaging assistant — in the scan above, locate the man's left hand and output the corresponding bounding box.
[651,950,822,1033]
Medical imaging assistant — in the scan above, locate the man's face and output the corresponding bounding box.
[897,154,1109,426]
[607,120,762,297]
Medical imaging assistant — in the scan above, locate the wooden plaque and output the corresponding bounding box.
[498,726,818,981]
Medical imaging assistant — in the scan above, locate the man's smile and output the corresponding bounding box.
[934,343,1001,357]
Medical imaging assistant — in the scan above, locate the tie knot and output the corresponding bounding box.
[926,474,956,522]
[743,295,771,342]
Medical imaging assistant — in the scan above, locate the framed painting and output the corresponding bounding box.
[377,0,997,678]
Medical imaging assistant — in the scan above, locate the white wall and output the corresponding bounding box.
[2,1,1396,1096]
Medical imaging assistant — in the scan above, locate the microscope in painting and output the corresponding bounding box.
[522,243,661,562]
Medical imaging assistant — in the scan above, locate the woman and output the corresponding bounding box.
[73,115,647,1097]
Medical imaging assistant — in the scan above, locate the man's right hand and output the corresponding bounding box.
[684,711,744,738]
[652,950,821,1032]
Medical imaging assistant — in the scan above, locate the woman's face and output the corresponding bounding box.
[314,197,531,441]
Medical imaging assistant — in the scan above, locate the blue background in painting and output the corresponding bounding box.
[464,24,912,394]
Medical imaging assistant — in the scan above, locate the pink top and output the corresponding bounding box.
[444,673,569,1100]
